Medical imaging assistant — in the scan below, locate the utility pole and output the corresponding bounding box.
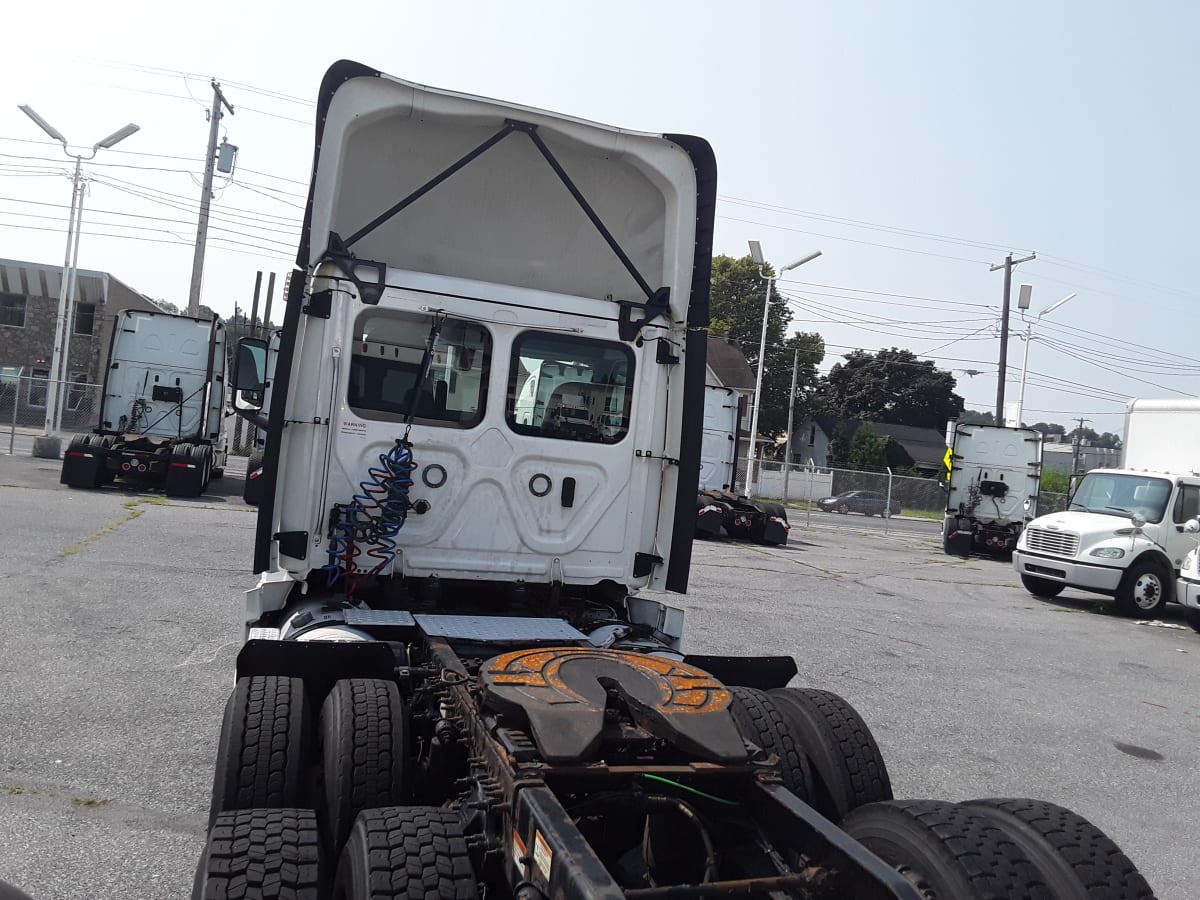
[1070,417,1091,478]
[188,80,234,316]
[990,251,1036,425]
[45,156,83,437]
[781,348,800,504]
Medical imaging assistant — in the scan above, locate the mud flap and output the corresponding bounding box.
[60,448,104,488]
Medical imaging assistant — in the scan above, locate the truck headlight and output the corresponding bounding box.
[1184,551,1198,575]
[1089,547,1125,559]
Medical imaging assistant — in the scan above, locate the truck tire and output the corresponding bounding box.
[333,807,478,900]
[842,799,1055,900]
[1114,557,1170,618]
[197,444,213,493]
[1021,574,1066,599]
[165,442,203,498]
[61,434,106,489]
[321,679,410,852]
[93,435,117,484]
[960,799,1155,900]
[209,676,313,827]
[193,808,324,900]
[768,687,892,821]
[727,687,813,803]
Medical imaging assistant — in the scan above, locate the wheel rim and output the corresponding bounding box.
[1132,571,1163,609]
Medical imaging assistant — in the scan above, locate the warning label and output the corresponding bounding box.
[533,831,553,885]
[511,828,527,877]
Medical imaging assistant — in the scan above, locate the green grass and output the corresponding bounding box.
[59,497,161,557]
[71,796,109,807]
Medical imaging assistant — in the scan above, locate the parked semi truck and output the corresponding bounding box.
[195,61,1153,900]
[59,309,227,497]
[1014,397,1200,617]
[942,421,1042,556]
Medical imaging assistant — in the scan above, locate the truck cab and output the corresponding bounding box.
[1014,467,1200,616]
[1013,398,1200,617]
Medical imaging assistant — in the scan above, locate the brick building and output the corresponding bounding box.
[0,258,163,427]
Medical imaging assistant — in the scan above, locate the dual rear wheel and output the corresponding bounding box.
[198,676,444,899]
[197,676,1154,899]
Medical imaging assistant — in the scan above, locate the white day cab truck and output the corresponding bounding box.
[942,422,1043,556]
[177,61,1154,900]
[1014,397,1200,618]
[59,308,228,498]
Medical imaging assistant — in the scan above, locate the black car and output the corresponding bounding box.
[817,490,901,517]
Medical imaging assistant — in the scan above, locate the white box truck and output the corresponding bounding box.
[59,308,227,497]
[942,422,1043,556]
[1013,398,1200,617]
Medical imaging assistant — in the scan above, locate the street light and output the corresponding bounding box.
[745,241,822,497]
[18,105,139,443]
[1014,289,1076,427]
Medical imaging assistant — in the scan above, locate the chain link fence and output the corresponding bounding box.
[740,457,1073,519]
[2,374,104,454]
[741,458,944,516]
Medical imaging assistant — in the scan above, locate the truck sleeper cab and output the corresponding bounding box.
[200,61,1158,900]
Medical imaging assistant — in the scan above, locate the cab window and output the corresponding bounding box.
[506,333,633,444]
[1173,484,1200,524]
[348,311,491,428]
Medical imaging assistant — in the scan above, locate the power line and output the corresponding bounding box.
[0,220,294,260]
[718,214,993,265]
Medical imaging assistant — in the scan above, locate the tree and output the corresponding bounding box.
[815,347,964,430]
[959,409,995,425]
[1031,422,1067,436]
[709,255,824,436]
[882,437,916,472]
[827,421,856,468]
[846,424,884,469]
[1096,432,1122,449]
[155,299,182,314]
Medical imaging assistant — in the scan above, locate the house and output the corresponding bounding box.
[705,335,755,398]
[0,258,164,427]
[1041,439,1121,475]
[791,417,949,476]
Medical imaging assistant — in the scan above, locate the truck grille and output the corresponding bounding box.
[1024,528,1080,558]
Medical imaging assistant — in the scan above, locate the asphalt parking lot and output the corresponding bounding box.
[1,452,1197,900]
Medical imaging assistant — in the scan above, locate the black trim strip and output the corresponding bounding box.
[662,133,716,594]
[253,270,306,574]
[96,310,124,432]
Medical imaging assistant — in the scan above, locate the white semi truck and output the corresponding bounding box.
[192,61,1153,900]
[1013,397,1200,617]
[942,422,1043,556]
[59,308,227,497]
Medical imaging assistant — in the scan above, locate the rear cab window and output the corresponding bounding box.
[348,311,491,428]
[506,332,634,444]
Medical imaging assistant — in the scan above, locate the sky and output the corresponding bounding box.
[0,0,1196,436]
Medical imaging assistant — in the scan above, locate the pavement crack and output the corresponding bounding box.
[57,497,166,558]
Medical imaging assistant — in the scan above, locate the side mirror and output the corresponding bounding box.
[232,337,267,411]
[1130,513,1147,529]
[1185,519,1200,534]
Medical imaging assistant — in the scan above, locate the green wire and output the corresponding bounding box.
[640,773,739,807]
